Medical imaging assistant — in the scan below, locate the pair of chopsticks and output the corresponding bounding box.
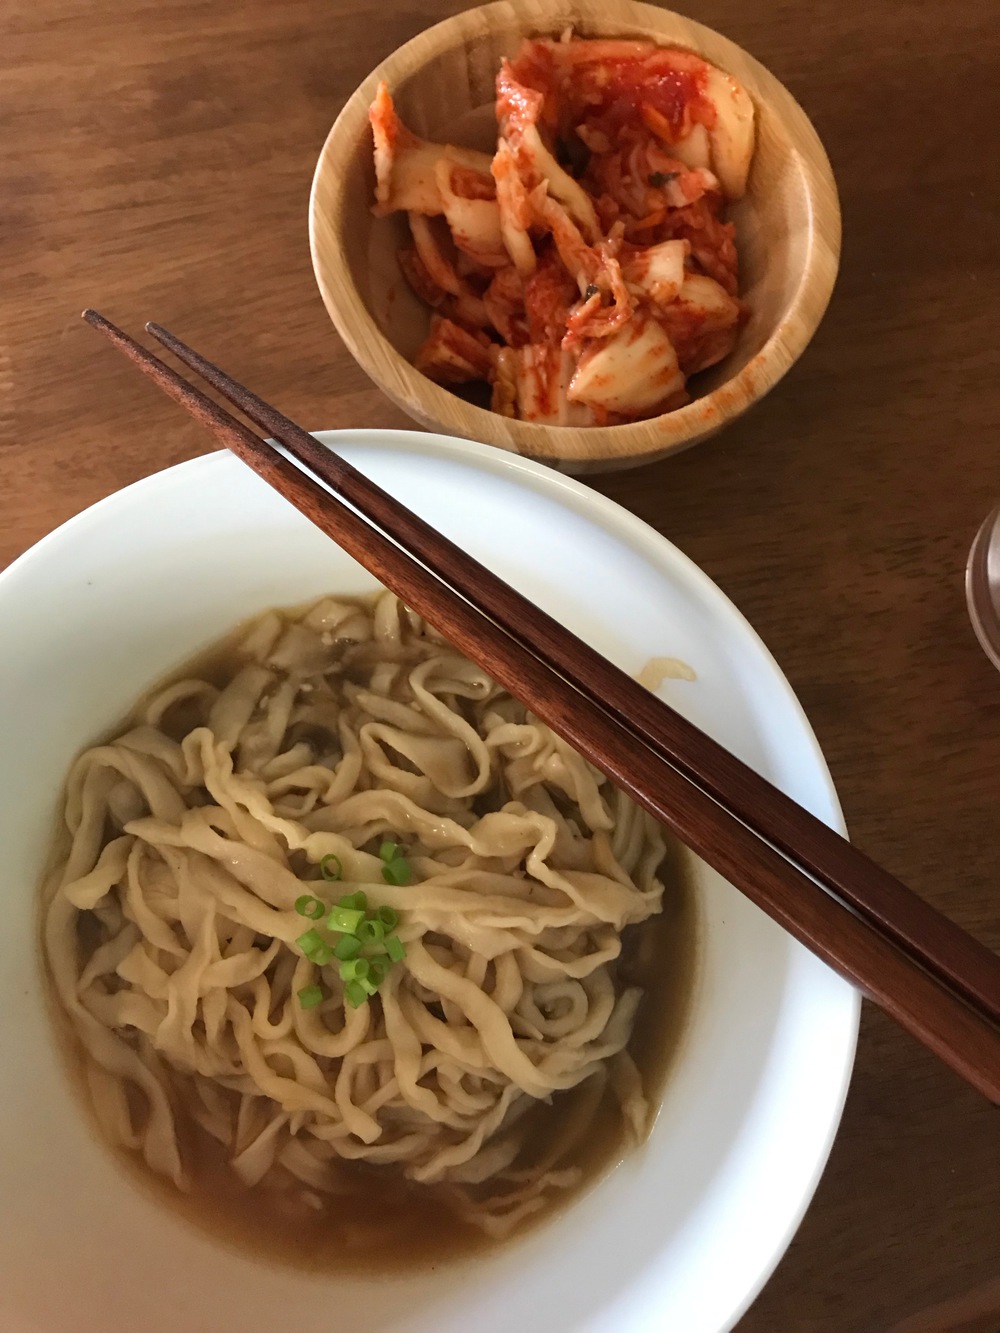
[82,309,1000,1103]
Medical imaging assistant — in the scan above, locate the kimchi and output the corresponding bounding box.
[368,33,755,426]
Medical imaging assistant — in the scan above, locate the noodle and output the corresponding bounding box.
[42,591,668,1247]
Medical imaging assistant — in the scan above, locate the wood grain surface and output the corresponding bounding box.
[3,1,998,1329]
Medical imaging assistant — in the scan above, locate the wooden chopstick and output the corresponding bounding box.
[81,310,1000,1103]
[142,319,1000,1030]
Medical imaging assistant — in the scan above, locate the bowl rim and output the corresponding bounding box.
[308,0,842,466]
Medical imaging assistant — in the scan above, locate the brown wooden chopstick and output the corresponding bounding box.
[82,309,1000,1103]
[142,318,1000,1030]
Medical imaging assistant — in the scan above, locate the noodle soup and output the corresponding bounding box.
[41,591,696,1269]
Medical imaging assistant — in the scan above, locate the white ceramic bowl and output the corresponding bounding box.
[0,430,858,1333]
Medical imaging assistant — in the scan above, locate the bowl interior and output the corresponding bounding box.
[0,430,857,1333]
[310,0,840,468]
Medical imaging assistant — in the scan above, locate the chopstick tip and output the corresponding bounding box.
[82,309,118,338]
[80,311,152,363]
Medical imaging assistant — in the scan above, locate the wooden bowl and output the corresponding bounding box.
[309,0,841,473]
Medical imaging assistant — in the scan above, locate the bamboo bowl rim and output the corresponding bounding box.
[309,0,841,468]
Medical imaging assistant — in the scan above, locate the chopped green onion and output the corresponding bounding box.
[338,891,368,912]
[368,958,387,988]
[381,857,411,886]
[327,906,365,935]
[297,928,326,956]
[294,894,325,920]
[333,933,361,961]
[320,854,343,882]
[297,929,334,966]
[340,957,371,982]
[357,918,386,946]
[295,876,406,996]
[377,838,411,885]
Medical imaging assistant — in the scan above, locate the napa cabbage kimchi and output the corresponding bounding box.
[369,34,755,426]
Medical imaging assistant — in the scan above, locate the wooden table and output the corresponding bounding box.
[3,1,998,1327]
